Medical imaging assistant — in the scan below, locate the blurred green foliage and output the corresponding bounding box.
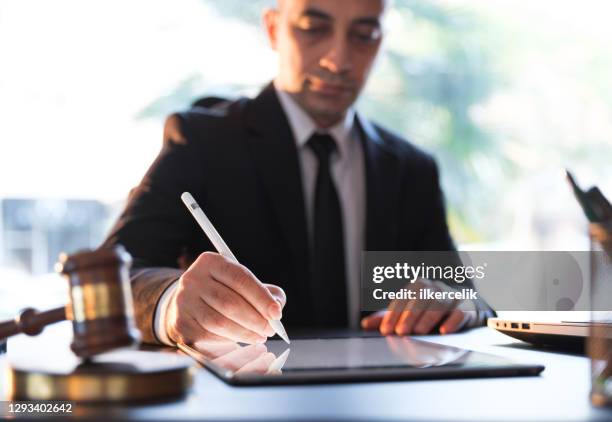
[359,1,509,243]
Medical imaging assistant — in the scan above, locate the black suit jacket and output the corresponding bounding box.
[103,83,481,343]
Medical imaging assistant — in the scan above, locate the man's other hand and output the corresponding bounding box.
[166,252,286,345]
[360,278,477,335]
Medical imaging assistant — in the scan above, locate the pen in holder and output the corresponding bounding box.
[588,219,612,407]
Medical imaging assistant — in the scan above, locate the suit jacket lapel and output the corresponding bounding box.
[357,115,402,251]
[243,84,311,290]
[241,87,400,300]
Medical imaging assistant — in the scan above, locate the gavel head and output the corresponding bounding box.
[56,245,141,359]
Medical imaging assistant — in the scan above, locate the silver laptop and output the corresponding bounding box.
[489,172,612,351]
[489,313,612,351]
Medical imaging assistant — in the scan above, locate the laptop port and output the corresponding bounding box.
[510,323,519,329]
[521,323,530,330]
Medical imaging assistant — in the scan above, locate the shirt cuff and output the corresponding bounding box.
[154,280,179,346]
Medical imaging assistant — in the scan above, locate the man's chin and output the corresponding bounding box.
[303,93,355,124]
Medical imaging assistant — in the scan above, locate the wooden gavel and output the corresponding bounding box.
[0,245,140,358]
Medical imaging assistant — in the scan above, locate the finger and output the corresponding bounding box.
[202,278,274,337]
[236,352,277,375]
[167,311,202,345]
[168,311,233,346]
[264,284,287,309]
[380,299,409,335]
[361,311,385,330]
[413,310,448,335]
[198,252,281,321]
[192,340,241,360]
[440,309,471,334]
[212,344,268,371]
[395,304,425,336]
[166,285,229,345]
[195,300,268,344]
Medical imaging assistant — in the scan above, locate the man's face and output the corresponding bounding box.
[266,0,386,127]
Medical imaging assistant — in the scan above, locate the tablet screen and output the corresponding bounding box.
[265,337,471,370]
[177,335,542,384]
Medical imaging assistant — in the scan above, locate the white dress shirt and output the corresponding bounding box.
[154,83,366,345]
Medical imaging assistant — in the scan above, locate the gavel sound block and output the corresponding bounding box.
[1,246,193,403]
[7,347,193,403]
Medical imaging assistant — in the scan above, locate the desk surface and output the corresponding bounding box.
[2,323,612,422]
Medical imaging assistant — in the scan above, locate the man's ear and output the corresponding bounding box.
[263,8,279,51]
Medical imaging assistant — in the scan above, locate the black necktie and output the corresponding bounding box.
[307,133,348,327]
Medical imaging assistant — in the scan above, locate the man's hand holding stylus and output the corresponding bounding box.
[165,252,286,345]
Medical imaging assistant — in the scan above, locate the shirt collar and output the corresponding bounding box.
[274,80,355,157]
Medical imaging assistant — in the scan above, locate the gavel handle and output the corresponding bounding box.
[0,306,67,341]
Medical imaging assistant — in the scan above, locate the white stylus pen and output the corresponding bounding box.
[181,192,290,344]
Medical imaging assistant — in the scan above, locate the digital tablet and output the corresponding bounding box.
[177,335,544,386]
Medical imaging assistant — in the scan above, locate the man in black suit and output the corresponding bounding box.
[103,0,491,346]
